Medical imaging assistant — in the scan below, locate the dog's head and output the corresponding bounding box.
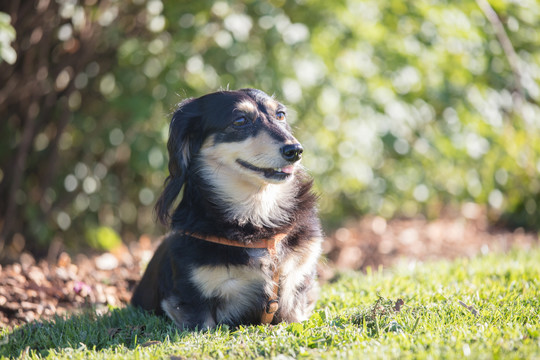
[155,88,304,226]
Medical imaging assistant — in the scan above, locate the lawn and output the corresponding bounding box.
[1,247,539,359]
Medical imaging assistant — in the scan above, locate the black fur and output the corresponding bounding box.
[132,89,323,329]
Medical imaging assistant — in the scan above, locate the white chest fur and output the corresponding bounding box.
[190,263,267,325]
[189,237,322,325]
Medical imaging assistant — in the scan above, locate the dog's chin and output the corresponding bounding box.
[236,159,295,184]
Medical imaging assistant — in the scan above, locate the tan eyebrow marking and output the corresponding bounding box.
[263,98,279,113]
[234,100,257,114]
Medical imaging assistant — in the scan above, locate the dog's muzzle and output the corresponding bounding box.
[235,143,303,182]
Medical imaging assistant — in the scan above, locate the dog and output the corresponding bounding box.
[131,88,323,329]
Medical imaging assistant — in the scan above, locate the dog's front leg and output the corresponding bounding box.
[161,293,216,330]
[161,257,217,330]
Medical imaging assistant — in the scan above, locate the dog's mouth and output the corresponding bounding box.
[236,159,294,181]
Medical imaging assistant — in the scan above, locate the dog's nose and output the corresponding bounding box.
[280,144,303,162]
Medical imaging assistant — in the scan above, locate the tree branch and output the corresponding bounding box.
[476,0,524,98]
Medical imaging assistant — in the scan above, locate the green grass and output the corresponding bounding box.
[1,248,539,359]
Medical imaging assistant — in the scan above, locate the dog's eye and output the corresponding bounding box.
[276,111,286,122]
[233,116,248,127]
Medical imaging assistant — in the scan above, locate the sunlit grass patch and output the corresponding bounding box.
[1,248,539,359]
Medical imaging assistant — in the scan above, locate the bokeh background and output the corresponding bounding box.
[1,0,539,260]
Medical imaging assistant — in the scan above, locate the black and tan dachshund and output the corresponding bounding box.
[132,89,322,329]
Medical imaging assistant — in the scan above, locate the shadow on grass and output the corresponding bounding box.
[0,306,185,358]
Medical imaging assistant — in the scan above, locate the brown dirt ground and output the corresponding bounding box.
[1,207,538,329]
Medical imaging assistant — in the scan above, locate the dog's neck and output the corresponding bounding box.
[171,167,317,236]
[222,181,296,228]
[201,167,298,228]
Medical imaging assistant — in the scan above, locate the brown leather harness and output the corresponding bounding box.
[184,232,288,324]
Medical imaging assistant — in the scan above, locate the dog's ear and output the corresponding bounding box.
[155,98,202,225]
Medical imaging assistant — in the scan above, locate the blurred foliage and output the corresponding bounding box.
[1,0,539,258]
[85,226,122,251]
[0,12,17,64]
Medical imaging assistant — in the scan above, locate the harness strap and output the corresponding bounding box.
[183,231,287,325]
